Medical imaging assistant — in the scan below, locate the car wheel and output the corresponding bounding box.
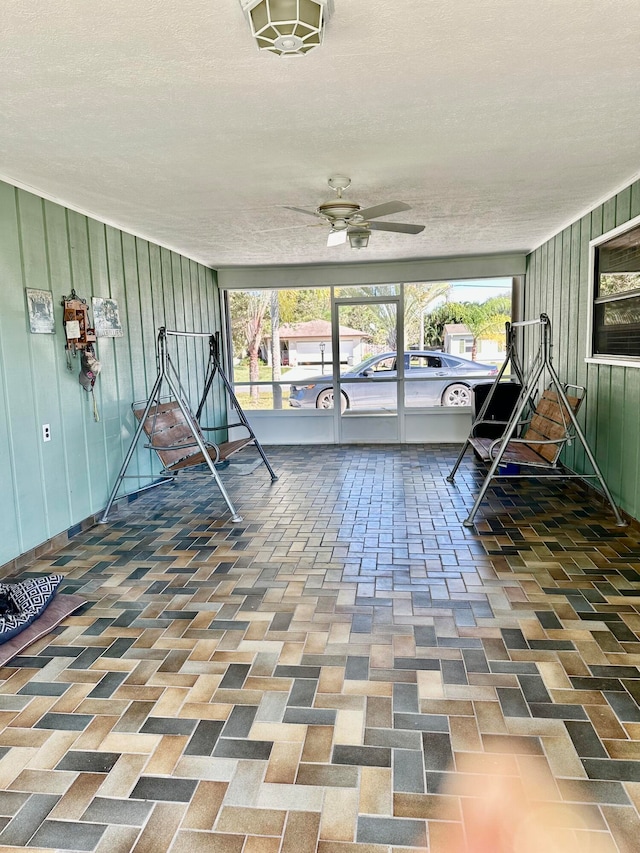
[316,389,348,412]
[442,383,472,407]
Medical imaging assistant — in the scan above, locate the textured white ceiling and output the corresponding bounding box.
[3,1,640,268]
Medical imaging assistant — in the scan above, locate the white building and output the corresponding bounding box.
[264,320,370,368]
[443,323,506,365]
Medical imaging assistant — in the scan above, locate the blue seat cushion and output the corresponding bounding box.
[0,575,63,644]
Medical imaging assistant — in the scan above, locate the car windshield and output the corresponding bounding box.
[350,354,394,373]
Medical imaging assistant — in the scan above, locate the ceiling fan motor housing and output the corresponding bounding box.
[317,200,361,220]
[285,179,424,249]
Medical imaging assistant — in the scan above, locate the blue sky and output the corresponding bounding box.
[448,278,511,304]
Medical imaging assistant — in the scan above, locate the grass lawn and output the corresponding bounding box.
[234,390,276,411]
[232,360,273,383]
[232,358,294,410]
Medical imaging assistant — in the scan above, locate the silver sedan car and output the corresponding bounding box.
[288,351,498,411]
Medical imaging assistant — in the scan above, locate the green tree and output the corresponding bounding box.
[228,291,250,359]
[279,288,331,324]
[460,298,510,360]
[423,295,511,356]
[338,303,384,345]
[423,302,468,348]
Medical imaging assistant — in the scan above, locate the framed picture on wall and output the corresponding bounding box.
[25,288,55,334]
[92,297,124,337]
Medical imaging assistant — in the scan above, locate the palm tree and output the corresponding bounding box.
[341,283,451,349]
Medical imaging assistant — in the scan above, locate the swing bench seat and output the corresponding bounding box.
[133,400,253,472]
[468,388,583,469]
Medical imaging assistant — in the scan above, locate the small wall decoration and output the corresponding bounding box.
[61,290,96,369]
[25,288,55,334]
[92,297,123,338]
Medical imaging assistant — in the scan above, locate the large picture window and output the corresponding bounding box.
[592,220,640,360]
[226,280,511,411]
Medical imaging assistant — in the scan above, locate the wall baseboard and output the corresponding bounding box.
[0,512,103,578]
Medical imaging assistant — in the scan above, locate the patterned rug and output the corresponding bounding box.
[0,593,85,666]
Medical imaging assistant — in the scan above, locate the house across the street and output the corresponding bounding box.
[443,323,506,366]
[263,319,370,367]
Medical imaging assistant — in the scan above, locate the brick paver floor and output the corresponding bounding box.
[0,444,639,851]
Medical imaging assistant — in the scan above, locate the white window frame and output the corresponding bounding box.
[586,211,640,369]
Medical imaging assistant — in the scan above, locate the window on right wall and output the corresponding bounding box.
[590,218,640,363]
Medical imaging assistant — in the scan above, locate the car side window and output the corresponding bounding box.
[408,355,426,369]
[408,355,442,369]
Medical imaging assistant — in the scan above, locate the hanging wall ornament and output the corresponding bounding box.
[61,289,96,370]
[79,348,102,422]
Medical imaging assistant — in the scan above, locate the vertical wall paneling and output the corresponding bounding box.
[527,244,535,317]
[547,235,558,364]
[0,185,27,562]
[572,216,590,474]
[122,231,154,486]
[43,200,76,523]
[18,193,56,541]
[148,243,165,333]
[135,239,157,396]
[105,225,139,487]
[205,266,221,430]
[623,366,640,513]
[160,248,176,335]
[525,177,640,520]
[564,223,580,471]
[575,215,591,393]
[171,252,187,398]
[564,226,578,382]
[556,229,570,467]
[192,260,207,411]
[610,187,634,509]
[66,210,98,509]
[182,257,197,407]
[593,205,612,478]
[197,264,212,427]
[0,179,222,566]
[9,192,50,550]
[630,185,640,513]
[86,219,111,499]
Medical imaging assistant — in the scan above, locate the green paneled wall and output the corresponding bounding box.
[0,181,223,566]
[525,178,640,521]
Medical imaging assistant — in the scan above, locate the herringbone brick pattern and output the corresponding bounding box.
[0,444,639,851]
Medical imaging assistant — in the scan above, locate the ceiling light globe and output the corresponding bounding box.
[240,0,333,56]
[348,230,370,249]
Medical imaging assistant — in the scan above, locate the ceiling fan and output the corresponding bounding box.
[286,176,425,248]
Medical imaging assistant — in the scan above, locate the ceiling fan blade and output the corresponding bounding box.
[356,201,411,220]
[367,221,425,234]
[284,206,322,219]
[327,229,347,247]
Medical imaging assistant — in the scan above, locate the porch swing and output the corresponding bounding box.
[100,327,277,525]
[447,313,626,528]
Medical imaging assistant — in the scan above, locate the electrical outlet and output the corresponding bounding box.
[42,424,51,442]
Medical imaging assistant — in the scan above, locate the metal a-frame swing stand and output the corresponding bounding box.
[101,327,277,525]
[195,331,278,483]
[447,313,626,528]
